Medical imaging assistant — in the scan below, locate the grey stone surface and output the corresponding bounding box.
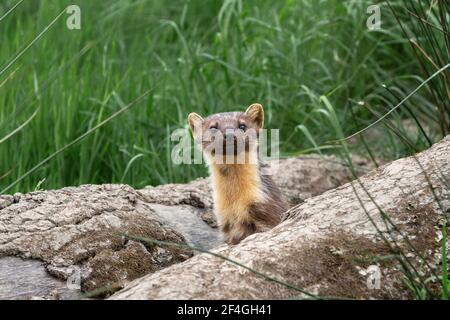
[110,137,450,299]
[0,154,379,299]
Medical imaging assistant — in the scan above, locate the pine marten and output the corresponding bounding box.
[188,103,288,245]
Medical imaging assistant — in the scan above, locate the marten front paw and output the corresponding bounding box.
[221,220,258,245]
[226,235,245,245]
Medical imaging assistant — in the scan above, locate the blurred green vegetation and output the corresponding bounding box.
[0,0,448,193]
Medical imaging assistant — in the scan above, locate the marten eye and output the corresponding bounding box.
[209,125,218,131]
[239,124,247,131]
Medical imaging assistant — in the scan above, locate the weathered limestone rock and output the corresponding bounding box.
[0,184,192,298]
[0,154,375,299]
[110,137,450,299]
[0,256,79,300]
[139,155,374,227]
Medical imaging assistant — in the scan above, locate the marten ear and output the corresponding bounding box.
[187,112,204,136]
[245,103,264,129]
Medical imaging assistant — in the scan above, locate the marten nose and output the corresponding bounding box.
[223,129,236,142]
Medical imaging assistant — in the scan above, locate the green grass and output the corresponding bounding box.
[1,0,447,193]
[1,0,448,300]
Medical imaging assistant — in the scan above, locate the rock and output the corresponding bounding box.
[0,154,375,299]
[147,203,222,249]
[139,155,375,227]
[0,256,79,300]
[0,184,192,298]
[274,154,373,204]
[110,136,450,299]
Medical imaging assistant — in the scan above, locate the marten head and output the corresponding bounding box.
[188,103,264,164]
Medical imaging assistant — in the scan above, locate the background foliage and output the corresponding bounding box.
[0,0,448,193]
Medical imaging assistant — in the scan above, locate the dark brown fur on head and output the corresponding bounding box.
[188,104,264,160]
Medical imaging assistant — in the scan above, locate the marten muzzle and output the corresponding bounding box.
[204,129,255,158]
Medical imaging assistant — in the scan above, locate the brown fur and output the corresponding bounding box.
[188,104,288,244]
